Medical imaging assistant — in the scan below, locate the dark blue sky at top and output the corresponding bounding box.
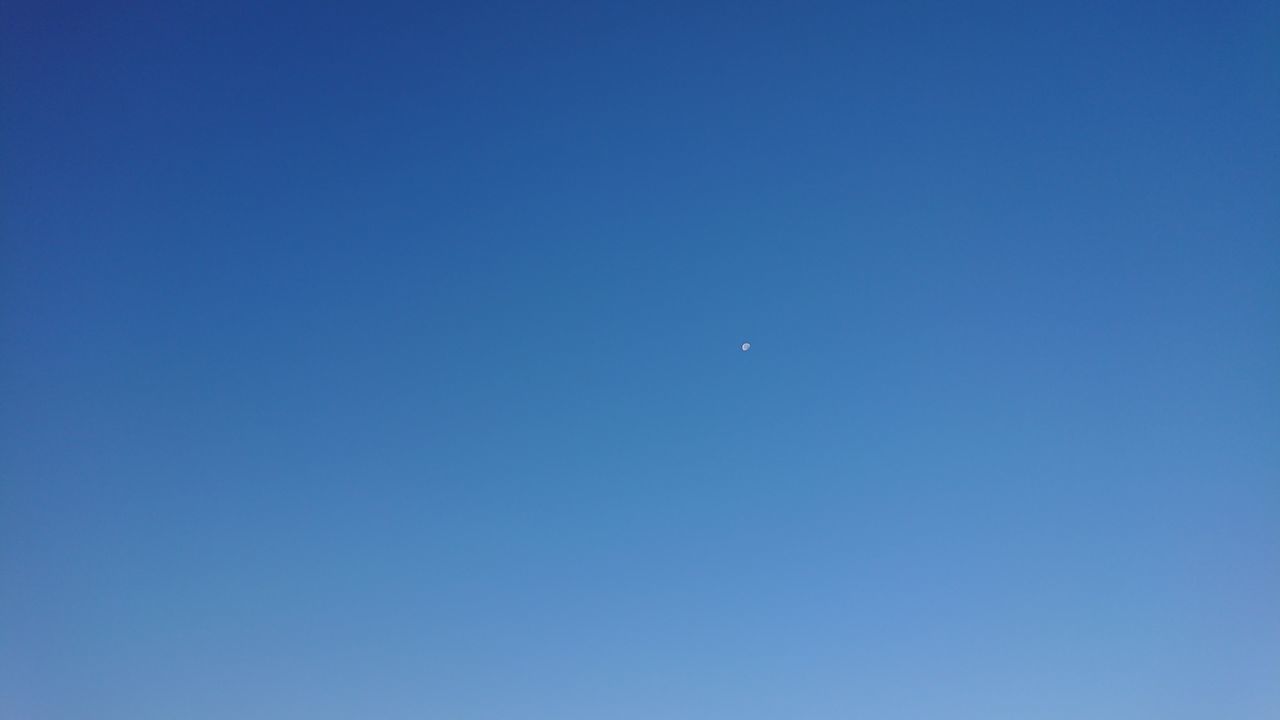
[2,1,1277,718]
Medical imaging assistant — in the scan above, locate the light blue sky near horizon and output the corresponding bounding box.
[3,1,1278,718]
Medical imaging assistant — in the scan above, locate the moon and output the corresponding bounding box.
[741,342,751,352]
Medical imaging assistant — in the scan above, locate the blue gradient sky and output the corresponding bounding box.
[3,2,1278,718]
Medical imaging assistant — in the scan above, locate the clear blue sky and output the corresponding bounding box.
[3,2,1277,717]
